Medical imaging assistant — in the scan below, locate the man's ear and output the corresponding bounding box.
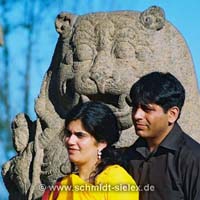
[168,106,180,124]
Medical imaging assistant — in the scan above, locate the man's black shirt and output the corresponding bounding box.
[124,123,200,200]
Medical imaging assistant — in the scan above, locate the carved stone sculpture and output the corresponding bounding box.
[0,25,3,46]
[2,6,200,200]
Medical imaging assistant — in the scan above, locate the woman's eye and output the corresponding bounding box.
[76,132,86,138]
[64,130,72,137]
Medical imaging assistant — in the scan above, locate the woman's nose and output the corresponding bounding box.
[65,134,76,145]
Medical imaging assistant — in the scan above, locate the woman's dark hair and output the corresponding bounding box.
[65,101,125,182]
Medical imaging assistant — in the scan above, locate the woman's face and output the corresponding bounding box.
[65,119,106,167]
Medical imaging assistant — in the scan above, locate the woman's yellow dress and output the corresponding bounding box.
[43,164,139,200]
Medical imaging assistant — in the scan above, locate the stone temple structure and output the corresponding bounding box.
[2,6,200,200]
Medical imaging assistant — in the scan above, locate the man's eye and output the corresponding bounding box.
[132,105,138,113]
[143,106,154,112]
[145,108,152,112]
[132,107,137,113]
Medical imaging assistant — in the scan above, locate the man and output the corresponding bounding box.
[124,71,200,200]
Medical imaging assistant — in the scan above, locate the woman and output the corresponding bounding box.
[42,101,138,200]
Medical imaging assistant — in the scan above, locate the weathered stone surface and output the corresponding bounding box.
[0,25,3,46]
[2,6,200,200]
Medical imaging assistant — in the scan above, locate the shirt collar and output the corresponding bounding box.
[134,123,183,157]
[159,123,183,151]
[134,137,149,158]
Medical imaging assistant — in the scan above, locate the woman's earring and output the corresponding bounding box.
[97,149,102,160]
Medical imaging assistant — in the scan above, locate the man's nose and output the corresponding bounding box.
[132,108,145,120]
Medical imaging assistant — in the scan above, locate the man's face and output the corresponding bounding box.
[132,103,171,142]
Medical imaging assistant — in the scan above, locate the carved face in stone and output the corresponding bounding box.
[55,6,166,130]
[52,6,199,139]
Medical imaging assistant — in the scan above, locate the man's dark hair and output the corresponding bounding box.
[130,72,185,116]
